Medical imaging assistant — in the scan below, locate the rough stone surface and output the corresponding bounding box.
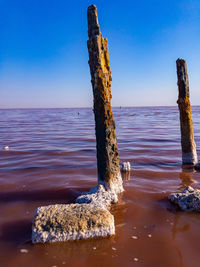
[120,162,131,172]
[176,59,197,165]
[32,203,115,243]
[87,5,123,193]
[168,186,200,211]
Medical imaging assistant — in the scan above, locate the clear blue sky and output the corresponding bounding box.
[0,0,200,108]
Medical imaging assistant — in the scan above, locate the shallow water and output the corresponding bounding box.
[1,107,200,267]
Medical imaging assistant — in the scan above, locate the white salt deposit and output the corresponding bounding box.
[120,162,131,172]
[98,173,124,195]
[20,249,28,253]
[131,236,138,239]
[169,186,200,212]
[76,184,119,209]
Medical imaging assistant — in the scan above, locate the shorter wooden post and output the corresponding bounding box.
[176,59,197,165]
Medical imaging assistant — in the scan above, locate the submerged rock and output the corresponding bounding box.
[32,203,115,243]
[168,186,200,211]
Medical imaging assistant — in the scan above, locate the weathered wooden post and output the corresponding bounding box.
[31,6,123,244]
[176,59,197,165]
[87,5,123,193]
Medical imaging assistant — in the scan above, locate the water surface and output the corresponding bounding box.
[1,107,200,267]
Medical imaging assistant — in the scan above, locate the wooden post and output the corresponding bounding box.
[87,5,123,193]
[176,59,197,165]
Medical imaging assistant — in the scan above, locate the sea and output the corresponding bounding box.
[1,106,200,267]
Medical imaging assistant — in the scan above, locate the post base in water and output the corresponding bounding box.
[182,151,198,165]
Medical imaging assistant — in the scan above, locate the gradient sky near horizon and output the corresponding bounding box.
[0,0,200,108]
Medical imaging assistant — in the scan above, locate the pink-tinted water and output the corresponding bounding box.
[1,107,200,267]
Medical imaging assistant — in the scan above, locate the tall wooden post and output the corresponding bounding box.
[87,5,123,193]
[176,59,197,165]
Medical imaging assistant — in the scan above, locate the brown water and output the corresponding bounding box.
[1,107,200,267]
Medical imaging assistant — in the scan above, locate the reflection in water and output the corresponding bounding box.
[171,213,190,267]
[173,166,195,265]
[175,247,184,267]
[178,168,197,190]
[171,214,190,240]
[121,171,131,181]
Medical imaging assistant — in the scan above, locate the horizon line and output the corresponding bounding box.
[0,104,191,110]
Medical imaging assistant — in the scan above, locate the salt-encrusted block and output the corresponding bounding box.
[168,186,200,211]
[32,203,115,243]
